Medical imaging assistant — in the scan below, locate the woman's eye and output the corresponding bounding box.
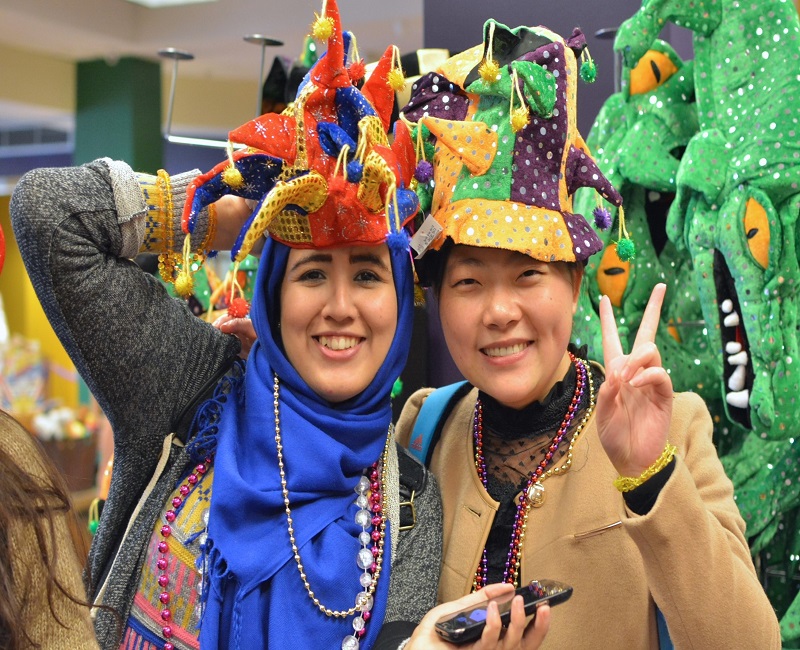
[452,277,478,287]
[298,269,325,282]
[355,270,382,283]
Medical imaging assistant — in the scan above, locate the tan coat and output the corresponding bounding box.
[396,386,781,649]
[2,411,99,649]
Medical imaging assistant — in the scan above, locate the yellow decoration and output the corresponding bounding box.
[235,172,328,262]
[388,46,406,91]
[509,68,529,133]
[156,169,177,283]
[479,20,500,84]
[173,233,196,297]
[222,139,245,190]
[358,150,395,213]
[511,106,530,132]
[174,270,194,298]
[312,14,334,41]
[223,165,244,189]
[478,58,500,83]
[613,442,677,492]
[388,67,406,91]
[414,283,426,307]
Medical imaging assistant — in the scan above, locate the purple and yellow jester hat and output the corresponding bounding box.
[180,0,419,311]
[401,20,622,264]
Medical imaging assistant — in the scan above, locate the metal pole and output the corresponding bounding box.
[158,48,194,138]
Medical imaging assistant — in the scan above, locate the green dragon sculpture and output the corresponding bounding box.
[615,0,800,641]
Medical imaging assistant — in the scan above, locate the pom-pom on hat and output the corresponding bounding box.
[182,0,419,267]
[402,20,623,264]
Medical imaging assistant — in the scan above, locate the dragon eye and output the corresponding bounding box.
[596,243,631,308]
[743,197,770,269]
[628,50,678,95]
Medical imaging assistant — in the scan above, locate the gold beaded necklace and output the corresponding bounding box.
[527,364,597,507]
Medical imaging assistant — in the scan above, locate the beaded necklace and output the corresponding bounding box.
[273,375,389,650]
[155,457,211,650]
[152,376,389,650]
[471,353,596,590]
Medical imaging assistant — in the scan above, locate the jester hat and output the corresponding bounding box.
[182,0,419,266]
[402,21,622,264]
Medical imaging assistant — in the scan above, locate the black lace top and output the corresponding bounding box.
[477,348,673,585]
[479,350,602,584]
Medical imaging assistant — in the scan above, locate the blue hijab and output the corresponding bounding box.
[198,232,414,649]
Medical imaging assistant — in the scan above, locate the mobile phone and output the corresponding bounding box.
[434,579,573,645]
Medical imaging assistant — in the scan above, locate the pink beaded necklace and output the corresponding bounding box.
[471,353,588,590]
[155,456,211,649]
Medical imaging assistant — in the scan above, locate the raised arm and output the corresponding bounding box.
[9,160,241,452]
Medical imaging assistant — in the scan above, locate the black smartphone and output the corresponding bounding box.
[434,579,573,645]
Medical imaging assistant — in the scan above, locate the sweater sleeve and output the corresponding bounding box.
[384,463,443,624]
[622,392,781,649]
[9,160,240,459]
[376,448,442,648]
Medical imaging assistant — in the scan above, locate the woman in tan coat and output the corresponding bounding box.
[395,18,781,650]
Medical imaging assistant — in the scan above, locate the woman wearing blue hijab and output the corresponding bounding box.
[11,0,440,646]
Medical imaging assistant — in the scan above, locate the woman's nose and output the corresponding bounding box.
[321,281,356,321]
[482,287,522,329]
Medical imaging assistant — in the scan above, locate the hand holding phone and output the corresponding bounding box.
[434,579,572,645]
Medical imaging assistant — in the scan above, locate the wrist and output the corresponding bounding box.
[137,169,215,296]
[212,196,258,252]
[613,442,677,493]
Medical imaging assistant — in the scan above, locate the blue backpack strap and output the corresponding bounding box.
[408,381,469,466]
[656,607,673,649]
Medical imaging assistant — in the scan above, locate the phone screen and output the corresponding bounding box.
[435,579,572,644]
[451,591,515,626]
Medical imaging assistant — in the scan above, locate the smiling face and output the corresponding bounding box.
[438,245,582,410]
[280,244,397,403]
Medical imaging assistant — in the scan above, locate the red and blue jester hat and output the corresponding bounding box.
[181,0,418,316]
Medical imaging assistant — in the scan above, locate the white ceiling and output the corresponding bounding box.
[0,0,424,128]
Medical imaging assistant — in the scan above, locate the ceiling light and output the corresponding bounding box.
[125,0,217,8]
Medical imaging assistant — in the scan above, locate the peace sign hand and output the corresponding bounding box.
[595,283,674,478]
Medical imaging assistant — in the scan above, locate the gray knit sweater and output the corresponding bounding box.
[10,160,441,649]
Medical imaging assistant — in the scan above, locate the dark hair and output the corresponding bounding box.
[0,414,91,650]
[415,238,455,298]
